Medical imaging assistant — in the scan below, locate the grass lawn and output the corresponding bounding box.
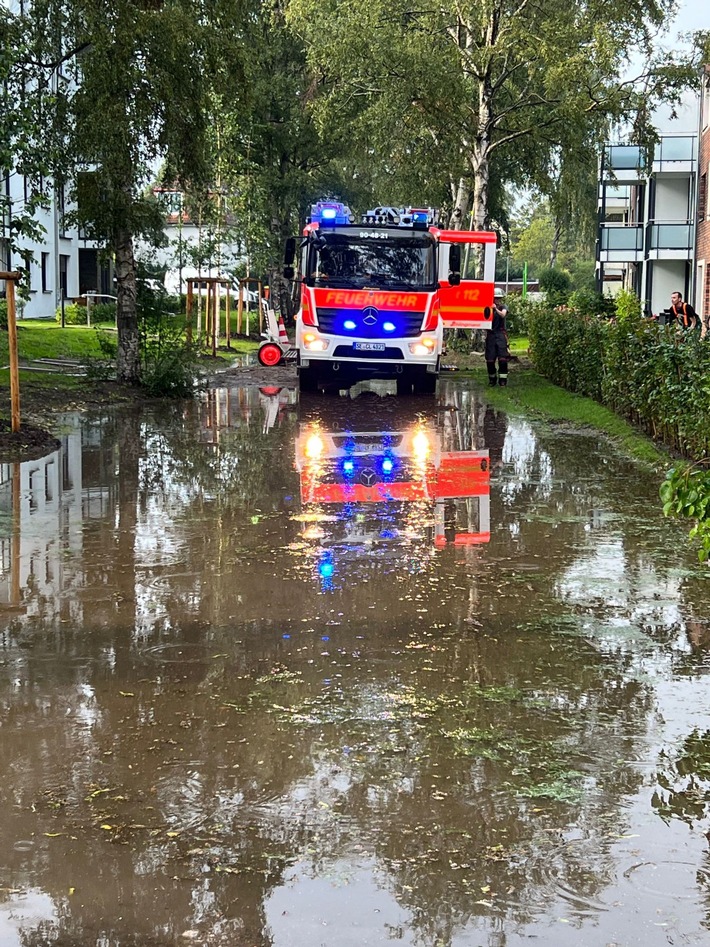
[0,319,259,366]
[470,360,666,468]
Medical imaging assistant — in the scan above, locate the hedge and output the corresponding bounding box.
[527,302,710,459]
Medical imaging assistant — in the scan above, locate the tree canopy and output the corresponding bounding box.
[1,0,704,384]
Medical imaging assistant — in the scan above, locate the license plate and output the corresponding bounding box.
[354,342,386,352]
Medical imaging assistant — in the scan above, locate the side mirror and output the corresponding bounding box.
[284,236,296,266]
[283,265,295,281]
[448,245,461,286]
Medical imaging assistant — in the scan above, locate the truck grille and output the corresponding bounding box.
[316,307,425,338]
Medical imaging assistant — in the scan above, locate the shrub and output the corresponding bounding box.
[614,288,642,324]
[567,289,615,319]
[89,302,117,324]
[503,294,544,336]
[0,300,7,330]
[141,347,200,397]
[138,289,200,396]
[55,302,87,325]
[527,298,710,458]
[538,266,572,307]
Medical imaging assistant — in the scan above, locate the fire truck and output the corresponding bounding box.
[283,202,497,394]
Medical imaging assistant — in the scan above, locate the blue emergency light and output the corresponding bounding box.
[309,201,353,226]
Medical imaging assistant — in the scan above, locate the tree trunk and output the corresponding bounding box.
[449,175,470,230]
[470,78,492,232]
[114,225,141,385]
[549,218,563,268]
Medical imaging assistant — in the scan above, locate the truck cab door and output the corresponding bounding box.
[433,230,497,329]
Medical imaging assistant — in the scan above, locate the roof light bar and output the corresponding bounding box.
[309,201,354,226]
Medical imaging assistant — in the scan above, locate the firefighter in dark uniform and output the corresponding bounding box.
[485,289,509,387]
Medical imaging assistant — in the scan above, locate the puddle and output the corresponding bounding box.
[0,382,709,946]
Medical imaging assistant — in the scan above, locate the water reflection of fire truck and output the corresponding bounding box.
[294,421,490,562]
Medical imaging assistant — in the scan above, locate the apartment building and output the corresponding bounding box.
[696,66,710,326]
[1,0,111,319]
[597,133,697,317]
[0,170,114,320]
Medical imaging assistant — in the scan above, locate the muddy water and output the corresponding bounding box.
[1,380,710,947]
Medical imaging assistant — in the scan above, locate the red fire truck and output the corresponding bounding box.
[283,202,497,394]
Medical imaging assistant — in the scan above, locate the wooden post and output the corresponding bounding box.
[186,280,194,345]
[225,283,231,349]
[237,278,244,336]
[1,271,22,433]
[212,282,217,357]
[207,282,212,356]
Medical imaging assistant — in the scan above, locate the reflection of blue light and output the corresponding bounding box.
[343,459,355,474]
[318,551,335,592]
[383,321,396,332]
[380,529,397,538]
[382,458,394,473]
[343,319,357,330]
[318,551,335,581]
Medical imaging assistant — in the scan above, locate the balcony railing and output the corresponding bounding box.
[654,136,696,165]
[648,222,693,251]
[600,225,644,251]
[604,146,645,173]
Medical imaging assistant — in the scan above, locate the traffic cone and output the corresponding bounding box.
[277,313,290,345]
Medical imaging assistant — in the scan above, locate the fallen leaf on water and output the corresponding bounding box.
[119,692,135,698]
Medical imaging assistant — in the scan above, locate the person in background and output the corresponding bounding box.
[485,289,509,387]
[669,290,699,331]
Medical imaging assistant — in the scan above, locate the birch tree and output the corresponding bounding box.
[287,0,694,230]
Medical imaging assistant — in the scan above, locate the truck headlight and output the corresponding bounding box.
[303,333,330,351]
[408,338,436,355]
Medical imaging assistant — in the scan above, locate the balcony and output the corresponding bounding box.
[598,224,644,262]
[602,146,646,183]
[652,135,696,174]
[647,220,694,260]
[598,185,631,212]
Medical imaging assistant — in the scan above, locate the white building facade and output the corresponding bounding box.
[1,0,111,319]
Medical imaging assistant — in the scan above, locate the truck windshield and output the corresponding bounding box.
[308,233,436,289]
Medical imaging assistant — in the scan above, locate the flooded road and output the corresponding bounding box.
[1,379,710,946]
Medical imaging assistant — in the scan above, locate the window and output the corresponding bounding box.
[41,253,49,292]
[57,183,67,236]
[59,255,69,298]
[22,250,32,291]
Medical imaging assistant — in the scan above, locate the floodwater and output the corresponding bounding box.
[1,378,710,947]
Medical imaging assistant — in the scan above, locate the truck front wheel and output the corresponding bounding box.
[299,366,319,393]
[413,372,437,395]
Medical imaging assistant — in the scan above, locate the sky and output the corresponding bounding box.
[653,0,710,132]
